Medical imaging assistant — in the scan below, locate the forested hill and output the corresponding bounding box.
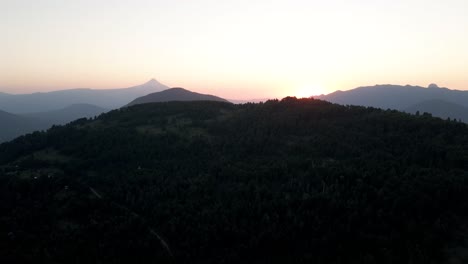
[1,98,468,264]
[126,87,229,106]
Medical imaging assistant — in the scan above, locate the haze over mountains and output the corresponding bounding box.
[0,79,168,113]
[1,79,467,143]
[317,84,468,122]
[0,80,230,143]
[404,99,468,122]
[23,104,109,125]
[0,79,166,142]
[0,110,49,142]
[0,105,108,143]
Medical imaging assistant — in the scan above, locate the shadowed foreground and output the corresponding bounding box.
[1,98,467,263]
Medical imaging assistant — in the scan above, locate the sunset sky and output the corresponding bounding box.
[1,0,468,99]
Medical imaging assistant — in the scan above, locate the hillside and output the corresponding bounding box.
[405,99,468,122]
[0,79,168,113]
[317,84,468,115]
[0,110,49,143]
[127,87,229,106]
[0,98,467,263]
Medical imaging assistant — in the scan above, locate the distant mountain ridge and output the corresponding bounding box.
[127,87,229,106]
[0,110,49,142]
[317,84,468,122]
[23,104,109,125]
[0,104,109,143]
[0,79,169,113]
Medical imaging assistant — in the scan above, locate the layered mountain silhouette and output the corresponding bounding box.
[127,87,229,106]
[23,104,109,125]
[0,79,166,142]
[0,110,49,142]
[0,104,108,143]
[0,79,168,113]
[0,84,229,143]
[0,104,109,143]
[318,84,468,122]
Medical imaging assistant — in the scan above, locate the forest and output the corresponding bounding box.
[1,98,467,263]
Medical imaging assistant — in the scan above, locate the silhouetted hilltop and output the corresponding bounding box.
[127,87,229,106]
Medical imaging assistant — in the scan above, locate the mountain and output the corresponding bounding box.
[404,99,468,122]
[126,87,229,106]
[317,84,468,111]
[23,104,109,125]
[0,109,49,142]
[1,98,467,263]
[0,79,168,113]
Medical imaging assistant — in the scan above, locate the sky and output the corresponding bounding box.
[1,0,468,99]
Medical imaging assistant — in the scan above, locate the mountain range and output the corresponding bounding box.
[0,79,168,113]
[0,82,229,143]
[0,79,166,142]
[2,80,468,143]
[317,84,468,122]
